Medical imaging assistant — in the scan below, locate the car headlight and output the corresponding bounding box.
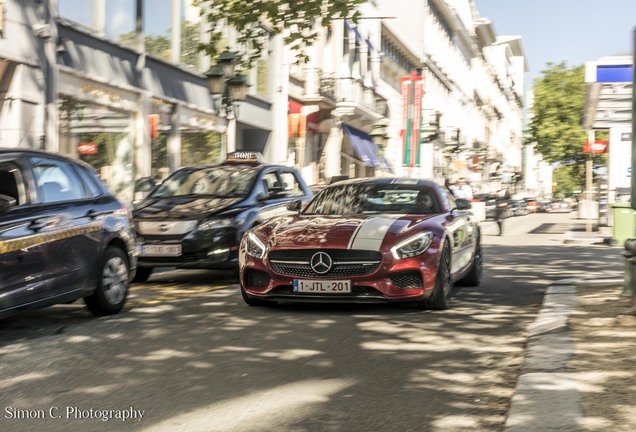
[198,218,233,231]
[390,232,433,259]
[246,232,266,259]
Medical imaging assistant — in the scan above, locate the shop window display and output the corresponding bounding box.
[59,97,134,204]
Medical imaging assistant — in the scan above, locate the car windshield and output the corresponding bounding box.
[303,183,441,215]
[149,165,258,198]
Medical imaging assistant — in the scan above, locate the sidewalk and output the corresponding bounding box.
[504,277,634,431]
[563,223,613,245]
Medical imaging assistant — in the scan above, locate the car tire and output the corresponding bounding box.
[457,243,482,287]
[132,267,153,283]
[240,282,276,307]
[422,243,452,310]
[84,247,129,316]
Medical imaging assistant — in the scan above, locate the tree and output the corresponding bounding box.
[527,63,612,193]
[552,165,580,198]
[527,62,587,166]
[193,0,365,69]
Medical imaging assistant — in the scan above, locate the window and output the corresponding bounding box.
[261,171,284,199]
[75,165,103,198]
[32,158,84,203]
[0,162,26,206]
[279,171,305,198]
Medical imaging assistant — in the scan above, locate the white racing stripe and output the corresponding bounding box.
[348,215,404,250]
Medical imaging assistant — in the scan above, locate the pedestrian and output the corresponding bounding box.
[452,177,473,200]
[495,184,510,236]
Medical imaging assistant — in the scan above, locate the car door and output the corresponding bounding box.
[28,155,104,298]
[0,156,56,311]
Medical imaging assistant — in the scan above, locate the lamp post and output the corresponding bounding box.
[370,118,389,156]
[370,118,390,175]
[204,48,248,155]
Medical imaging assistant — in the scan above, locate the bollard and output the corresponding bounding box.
[625,238,636,312]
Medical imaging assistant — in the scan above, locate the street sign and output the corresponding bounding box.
[78,142,97,155]
[583,140,608,154]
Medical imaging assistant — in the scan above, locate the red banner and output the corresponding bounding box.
[400,72,423,167]
[78,142,97,155]
[583,140,608,154]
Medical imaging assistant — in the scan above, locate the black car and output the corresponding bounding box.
[0,149,137,318]
[132,152,313,282]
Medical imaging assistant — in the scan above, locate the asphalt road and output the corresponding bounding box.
[0,212,625,432]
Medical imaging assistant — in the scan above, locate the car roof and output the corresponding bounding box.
[328,177,441,188]
[0,147,94,169]
[174,162,292,173]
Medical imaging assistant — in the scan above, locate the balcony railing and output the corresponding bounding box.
[303,68,388,117]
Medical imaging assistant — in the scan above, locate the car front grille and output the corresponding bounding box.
[268,249,381,278]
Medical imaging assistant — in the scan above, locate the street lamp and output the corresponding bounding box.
[204,48,249,154]
[370,118,390,155]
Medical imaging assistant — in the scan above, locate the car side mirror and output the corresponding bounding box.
[286,200,302,213]
[0,193,17,215]
[455,198,472,211]
[135,177,158,193]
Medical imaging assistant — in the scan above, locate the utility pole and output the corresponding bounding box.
[632,27,636,211]
[586,130,594,235]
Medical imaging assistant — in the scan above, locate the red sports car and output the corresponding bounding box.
[238,178,482,310]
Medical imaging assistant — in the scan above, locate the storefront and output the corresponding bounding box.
[58,71,138,203]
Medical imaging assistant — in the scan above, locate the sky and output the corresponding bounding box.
[475,0,636,87]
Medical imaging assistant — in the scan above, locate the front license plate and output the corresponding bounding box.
[293,279,351,294]
[141,244,182,257]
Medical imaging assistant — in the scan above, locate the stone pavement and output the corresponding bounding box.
[504,271,633,430]
[502,214,635,431]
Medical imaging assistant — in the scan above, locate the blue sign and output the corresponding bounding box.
[596,65,633,82]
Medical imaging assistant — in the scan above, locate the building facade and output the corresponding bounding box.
[1,0,530,201]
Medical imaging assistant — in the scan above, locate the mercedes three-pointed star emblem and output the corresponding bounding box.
[310,251,333,275]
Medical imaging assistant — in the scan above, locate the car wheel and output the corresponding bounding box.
[84,247,129,316]
[457,243,482,287]
[240,282,276,307]
[423,243,452,310]
[132,267,153,283]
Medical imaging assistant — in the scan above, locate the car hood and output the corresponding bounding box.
[257,214,437,250]
[134,196,243,220]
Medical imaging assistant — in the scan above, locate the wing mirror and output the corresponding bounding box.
[286,200,302,213]
[0,194,17,216]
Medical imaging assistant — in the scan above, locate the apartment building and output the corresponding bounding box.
[0,0,529,200]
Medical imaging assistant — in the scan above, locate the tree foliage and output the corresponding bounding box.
[193,0,365,69]
[119,22,201,67]
[527,62,586,166]
[552,164,580,198]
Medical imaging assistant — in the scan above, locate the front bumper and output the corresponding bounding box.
[240,249,440,304]
[136,228,239,269]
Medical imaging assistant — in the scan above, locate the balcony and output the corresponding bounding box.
[302,68,388,120]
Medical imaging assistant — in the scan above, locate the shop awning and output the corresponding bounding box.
[342,124,393,172]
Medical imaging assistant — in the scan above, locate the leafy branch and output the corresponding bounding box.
[193,0,364,69]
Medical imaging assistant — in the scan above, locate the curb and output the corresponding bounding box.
[504,277,624,431]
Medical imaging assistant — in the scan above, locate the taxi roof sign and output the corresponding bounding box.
[222,151,264,165]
